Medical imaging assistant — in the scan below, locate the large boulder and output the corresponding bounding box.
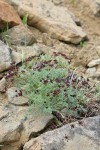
[0,0,21,30]
[7,87,29,106]
[24,116,100,150]
[4,0,87,44]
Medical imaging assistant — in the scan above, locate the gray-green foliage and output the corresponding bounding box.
[16,54,99,117]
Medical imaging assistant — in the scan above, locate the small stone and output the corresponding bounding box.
[0,78,6,92]
[9,96,29,106]
[7,87,29,106]
[11,51,22,64]
[7,87,20,100]
[87,59,100,67]
[86,67,96,77]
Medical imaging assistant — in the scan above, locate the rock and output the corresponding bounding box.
[0,104,54,149]
[7,87,29,106]
[94,72,100,79]
[5,24,37,46]
[0,120,22,143]
[0,1,21,30]
[93,67,100,79]
[97,66,100,73]
[7,87,21,100]
[0,40,12,72]
[11,43,43,64]
[87,59,100,67]
[0,78,6,92]
[91,0,100,16]
[0,106,9,121]
[95,69,100,77]
[86,66,100,81]
[24,116,100,150]
[23,112,54,141]
[0,105,25,147]
[86,67,97,77]
[9,96,29,106]
[74,65,86,76]
[5,0,87,44]
[10,43,45,64]
[42,33,54,47]
[97,46,100,56]
[11,50,22,64]
[83,0,100,16]
[0,62,11,72]
[13,43,45,59]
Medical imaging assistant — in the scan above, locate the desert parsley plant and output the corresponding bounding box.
[16,53,99,118]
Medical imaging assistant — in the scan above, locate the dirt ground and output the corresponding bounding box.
[63,0,100,67]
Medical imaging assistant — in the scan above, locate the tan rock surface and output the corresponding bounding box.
[0,40,12,72]
[24,116,100,150]
[0,0,21,29]
[83,0,100,16]
[0,78,6,92]
[6,24,36,46]
[4,0,87,44]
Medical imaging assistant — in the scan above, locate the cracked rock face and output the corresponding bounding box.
[4,0,87,44]
[24,116,100,150]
